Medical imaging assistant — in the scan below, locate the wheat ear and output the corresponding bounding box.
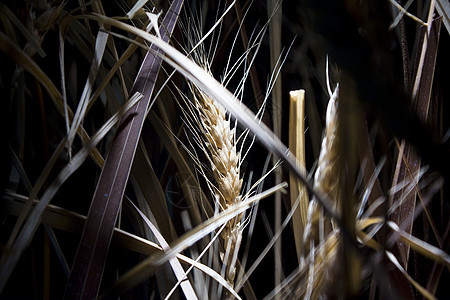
[194,90,243,285]
[312,84,340,239]
[301,85,340,297]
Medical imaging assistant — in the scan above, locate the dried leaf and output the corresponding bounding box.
[64,1,183,298]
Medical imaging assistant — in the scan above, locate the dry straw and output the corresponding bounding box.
[288,89,308,261]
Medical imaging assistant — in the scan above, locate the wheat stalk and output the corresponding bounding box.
[288,89,308,262]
